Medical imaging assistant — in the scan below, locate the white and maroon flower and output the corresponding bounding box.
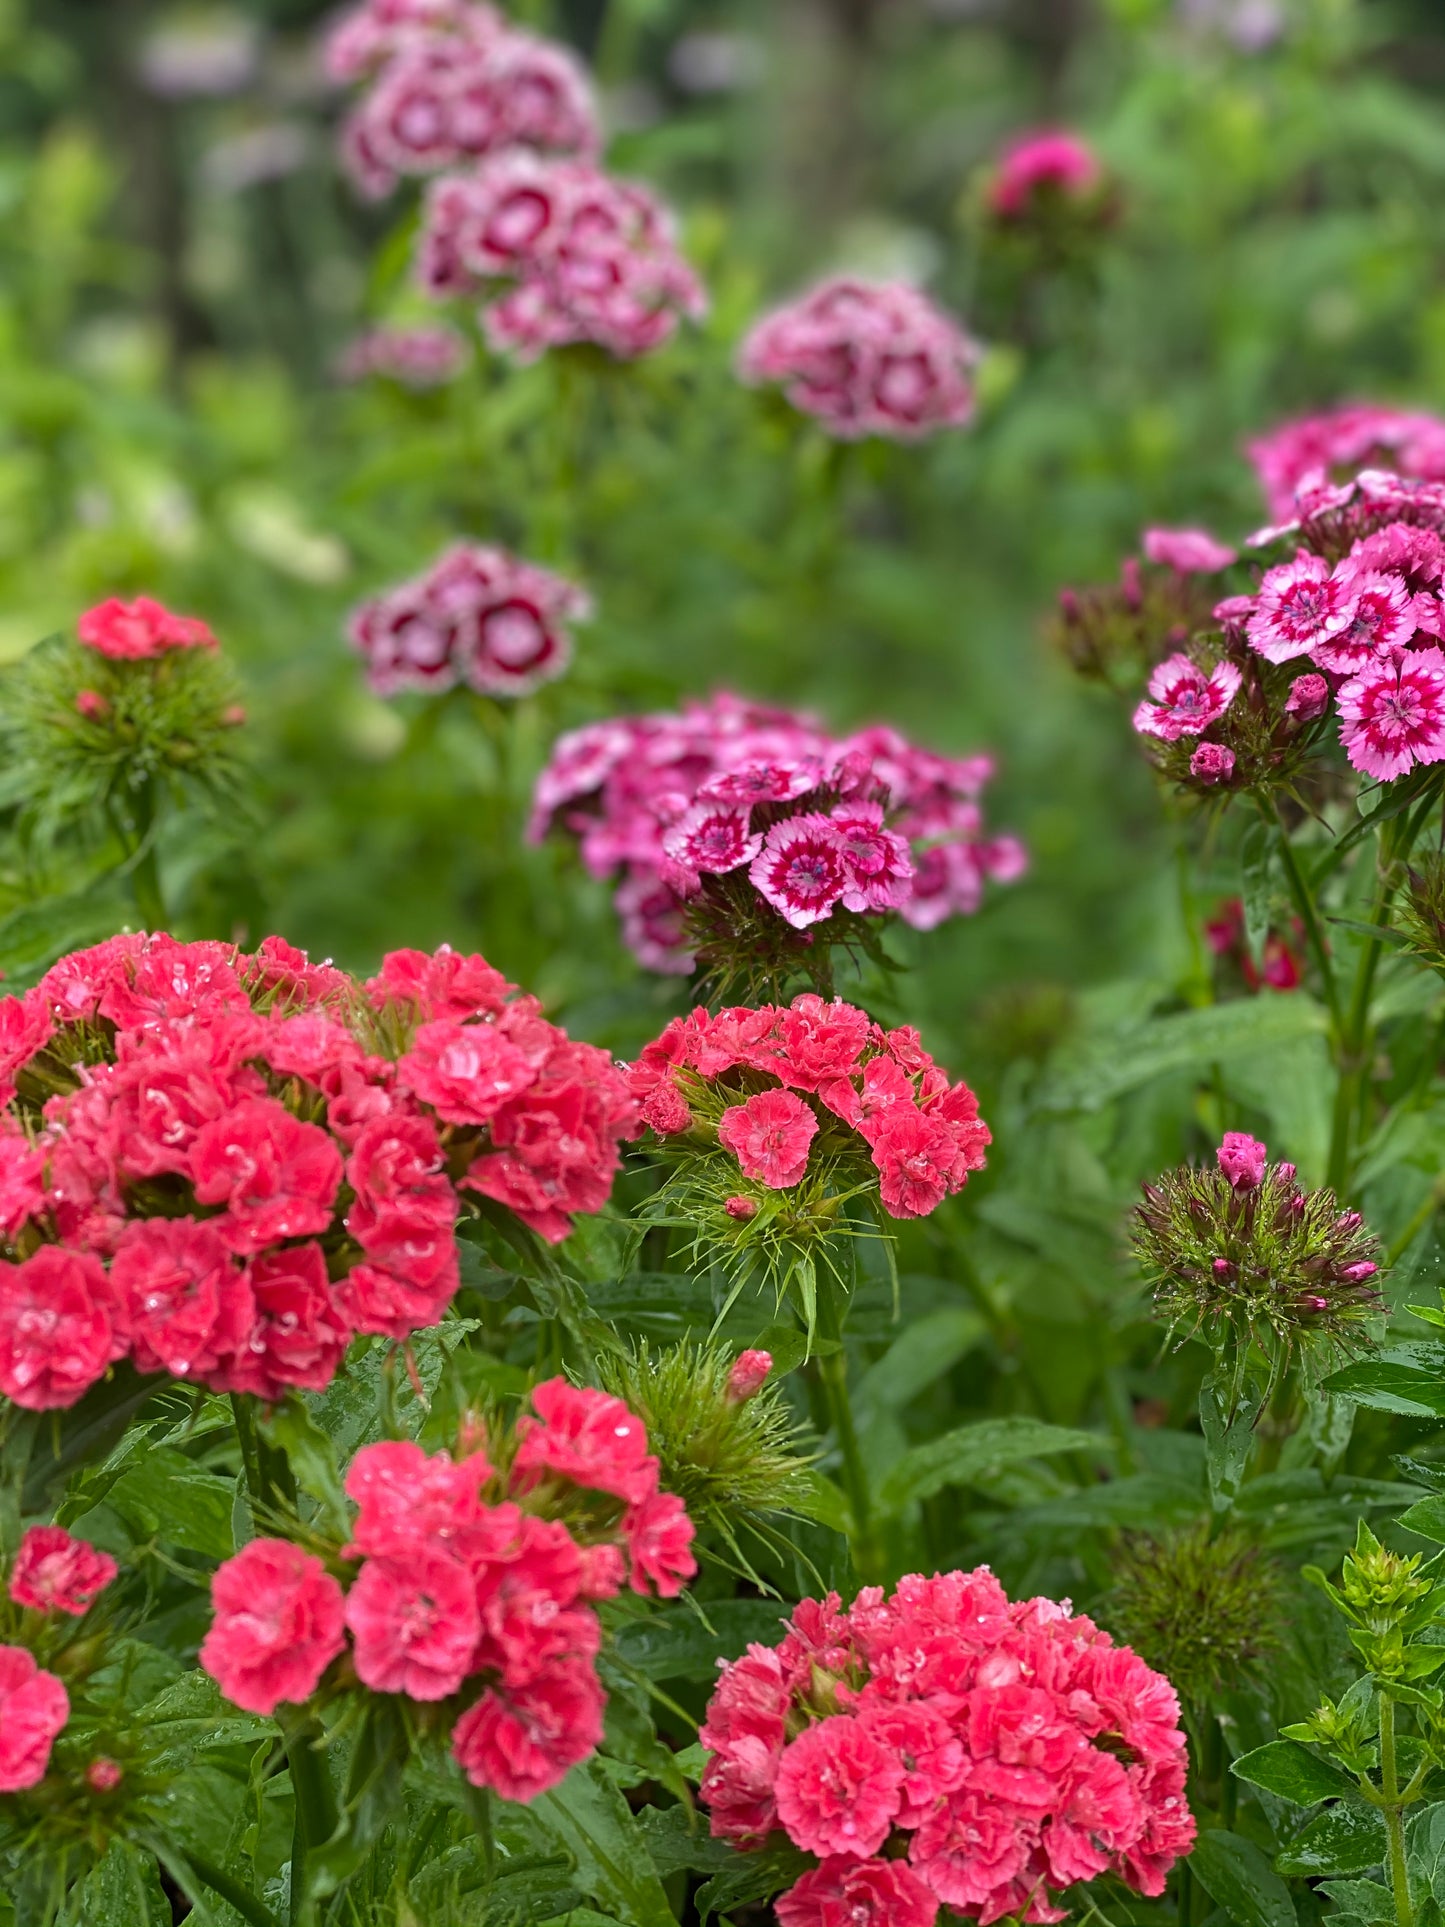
[1132,654,1242,741]
[749,815,849,929]
[1337,647,1445,781]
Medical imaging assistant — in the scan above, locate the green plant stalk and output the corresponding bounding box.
[1380,1692,1414,1927]
[1270,801,1341,1031]
[277,1707,339,1927]
[128,776,167,931]
[814,1280,878,1579]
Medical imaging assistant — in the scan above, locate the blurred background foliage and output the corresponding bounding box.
[8,0,1445,1620]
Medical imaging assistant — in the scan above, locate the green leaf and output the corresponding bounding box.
[105,1447,235,1559]
[57,1842,171,1927]
[259,1396,349,1534]
[695,1840,811,1925]
[1401,1495,1445,1544]
[1190,1829,1298,1926]
[1037,994,1328,1111]
[613,1599,788,1681]
[1242,817,1273,970]
[532,1760,675,1927]
[1276,1803,1390,1878]
[7,1363,162,1521]
[1200,1375,1268,1514]
[876,1418,1105,1515]
[636,1806,739,1878]
[303,1696,410,1906]
[856,1309,988,1413]
[1324,1360,1445,1417]
[1231,1740,1354,1806]
[1317,1877,1395,1926]
[0,876,132,985]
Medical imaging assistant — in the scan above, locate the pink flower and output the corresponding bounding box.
[74,688,110,721]
[397,1019,537,1125]
[624,1490,697,1598]
[0,1125,45,1239]
[1217,1132,1268,1189]
[869,1108,958,1219]
[987,129,1101,219]
[511,1377,659,1506]
[1338,647,1445,780]
[738,278,977,442]
[344,1439,492,1558]
[368,944,513,1020]
[774,1715,905,1860]
[344,1546,481,1700]
[1142,527,1237,574]
[190,1098,343,1252]
[338,324,467,387]
[450,1658,606,1800]
[199,1540,346,1716]
[718,1089,818,1189]
[750,815,849,928]
[9,1526,117,1616]
[1248,402,1445,519]
[1246,551,1355,662]
[0,989,54,1105]
[661,803,763,876]
[215,1243,351,1401]
[110,1217,251,1381]
[1132,654,1242,740]
[0,1646,68,1792]
[86,1757,123,1793]
[0,1246,115,1410]
[1309,569,1415,675]
[1286,672,1330,721]
[76,595,217,661]
[776,1857,939,1927]
[830,803,915,913]
[1189,743,1235,785]
[727,1349,773,1401]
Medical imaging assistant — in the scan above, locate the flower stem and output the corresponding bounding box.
[1380,1693,1415,1927]
[815,1281,878,1578]
[277,1707,338,1927]
[1270,802,1341,1032]
[127,777,167,931]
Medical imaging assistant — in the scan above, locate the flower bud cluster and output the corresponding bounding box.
[200,1384,695,1801]
[1305,1522,1445,1689]
[699,1570,1195,1927]
[0,1525,117,1794]
[0,934,637,1410]
[1132,1133,1382,1382]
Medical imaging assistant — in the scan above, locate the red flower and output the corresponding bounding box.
[344,1546,481,1701]
[775,996,872,1092]
[472,1514,598,1682]
[9,1526,117,1616]
[0,1645,68,1791]
[200,1540,346,1716]
[397,1018,538,1125]
[99,935,250,1028]
[0,1246,116,1409]
[868,1109,958,1220]
[76,595,217,661]
[450,1658,605,1800]
[717,1089,818,1189]
[110,1216,251,1382]
[776,1856,938,1927]
[344,1439,493,1559]
[0,1125,45,1239]
[214,1243,350,1401]
[0,990,53,1106]
[624,1490,697,1598]
[190,1098,343,1252]
[511,1377,659,1506]
[368,945,513,1020]
[774,1715,905,1860]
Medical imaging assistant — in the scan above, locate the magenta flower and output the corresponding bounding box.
[717,1089,818,1189]
[337,324,467,387]
[1217,1132,1269,1190]
[1142,527,1237,574]
[986,128,1101,219]
[199,1540,347,1716]
[661,803,763,877]
[1132,654,1241,741]
[1246,551,1355,662]
[738,278,978,443]
[1190,743,1235,785]
[9,1526,118,1617]
[1248,401,1445,520]
[830,802,915,912]
[1309,569,1415,675]
[749,814,850,928]
[1285,672,1330,721]
[1338,647,1445,780]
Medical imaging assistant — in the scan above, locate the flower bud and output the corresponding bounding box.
[724,1195,758,1221]
[221,704,248,727]
[74,689,110,721]
[1285,672,1330,722]
[1217,1132,1268,1190]
[726,1350,773,1403]
[86,1757,123,1793]
[1190,743,1235,786]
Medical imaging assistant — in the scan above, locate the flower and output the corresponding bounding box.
[0,1646,68,1792]
[451,1660,606,1799]
[344,1547,480,1700]
[986,128,1101,218]
[398,1019,537,1125]
[76,596,217,661]
[776,1856,939,1927]
[111,1217,250,1380]
[344,1439,492,1558]
[1189,742,1235,785]
[1142,527,1237,574]
[1338,648,1445,781]
[1286,673,1330,721]
[1310,569,1415,675]
[338,324,467,386]
[749,815,850,928]
[9,1526,117,1616]
[662,803,764,876]
[1246,551,1355,663]
[718,1089,818,1188]
[200,1540,347,1716]
[0,1246,115,1410]
[216,1243,352,1401]
[1217,1132,1268,1190]
[190,1098,343,1252]
[1248,401,1445,520]
[623,1490,697,1598]
[86,1757,123,1793]
[1131,654,1241,740]
[511,1377,660,1506]
[727,1349,773,1401]
[739,279,978,442]
[775,1715,905,1859]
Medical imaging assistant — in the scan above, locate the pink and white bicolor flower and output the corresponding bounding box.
[1132,655,1242,742]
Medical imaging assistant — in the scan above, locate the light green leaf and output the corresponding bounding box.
[105,1447,235,1559]
[1325,1359,1445,1417]
[1231,1740,1353,1806]
[1200,1375,1268,1514]
[1190,1829,1298,1926]
[857,1309,988,1413]
[877,1418,1105,1515]
[1038,994,1328,1112]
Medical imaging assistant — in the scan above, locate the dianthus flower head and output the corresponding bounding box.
[0,1646,69,1792]
[1337,646,1445,781]
[77,595,217,661]
[9,1525,117,1617]
[986,128,1102,219]
[1142,526,1237,574]
[1248,401,1445,520]
[1309,567,1416,674]
[738,278,979,442]
[199,1540,346,1716]
[511,1376,659,1506]
[718,1089,818,1188]
[1131,654,1241,740]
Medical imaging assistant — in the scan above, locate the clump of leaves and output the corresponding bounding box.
[1108,1520,1282,1712]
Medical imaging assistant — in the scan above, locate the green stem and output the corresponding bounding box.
[815,1282,878,1578]
[1176,1856,1195,1927]
[128,778,167,931]
[277,1708,338,1927]
[1270,802,1341,1032]
[1380,1693,1415,1927]
[1327,870,1395,1194]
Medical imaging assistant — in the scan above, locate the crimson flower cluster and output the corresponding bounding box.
[418,151,707,363]
[1247,401,1445,522]
[337,324,468,388]
[76,596,217,663]
[530,694,1024,979]
[627,995,989,1222]
[0,1525,117,1793]
[0,933,636,1410]
[327,0,597,200]
[699,1570,1195,1927]
[737,279,979,443]
[200,1384,695,1801]
[985,128,1104,221]
[348,541,589,699]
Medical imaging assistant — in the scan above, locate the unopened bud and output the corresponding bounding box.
[1336,1211,1362,1233]
[1277,1163,1296,1184]
[1212,1257,1234,1278]
[75,689,110,721]
[1342,1261,1378,1282]
[724,1196,758,1222]
[86,1758,123,1793]
[726,1350,773,1403]
[1121,557,1143,610]
[1057,587,1081,622]
[221,704,247,727]
[1217,1132,1268,1191]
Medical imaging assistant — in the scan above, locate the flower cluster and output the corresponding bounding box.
[1248,401,1445,521]
[699,1570,1195,1927]
[0,1525,117,1793]
[348,542,590,699]
[418,152,707,362]
[627,994,989,1223]
[737,279,979,443]
[200,1385,695,1801]
[327,0,597,200]
[1048,543,1228,686]
[1132,1133,1383,1393]
[77,597,217,663]
[985,128,1104,221]
[337,324,468,388]
[0,933,636,1410]
[530,693,1024,984]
